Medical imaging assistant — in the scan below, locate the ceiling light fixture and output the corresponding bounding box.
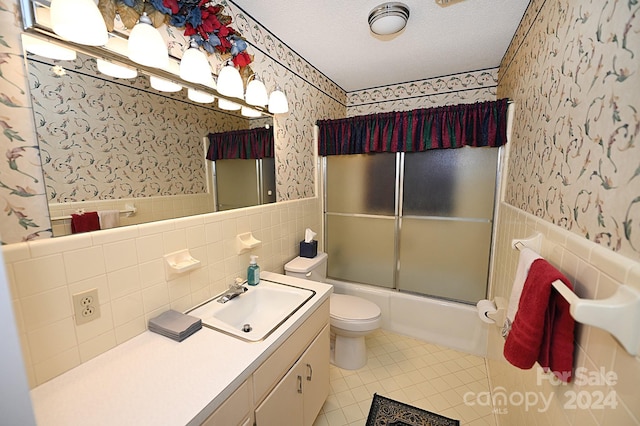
[127,12,169,69]
[49,0,108,46]
[368,2,410,35]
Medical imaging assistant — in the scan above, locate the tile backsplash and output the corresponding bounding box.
[4,198,321,388]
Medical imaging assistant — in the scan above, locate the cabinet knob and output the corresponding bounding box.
[297,375,303,394]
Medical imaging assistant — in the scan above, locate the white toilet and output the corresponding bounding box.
[284,252,381,370]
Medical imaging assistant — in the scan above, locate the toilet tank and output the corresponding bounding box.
[284,252,328,282]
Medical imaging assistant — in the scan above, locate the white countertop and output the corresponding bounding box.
[30,272,332,426]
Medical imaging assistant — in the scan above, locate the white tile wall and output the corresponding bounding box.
[488,202,640,425]
[5,198,321,388]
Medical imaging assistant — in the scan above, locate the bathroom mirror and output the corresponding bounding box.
[20,0,278,237]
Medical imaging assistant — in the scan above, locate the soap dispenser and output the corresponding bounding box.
[247,255,260,286]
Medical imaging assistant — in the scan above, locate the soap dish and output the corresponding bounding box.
[164,249,200,273]
[236,232,261,254]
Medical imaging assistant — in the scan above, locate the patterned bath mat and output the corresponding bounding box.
[366,394,460,426]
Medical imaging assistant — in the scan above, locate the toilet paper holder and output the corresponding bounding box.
[477,297,507,325]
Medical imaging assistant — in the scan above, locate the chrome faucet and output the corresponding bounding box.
[217,278,247,303]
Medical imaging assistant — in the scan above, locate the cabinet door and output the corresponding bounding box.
[201,379,252,426]
[254,363,304,426]
[302,326,330,426]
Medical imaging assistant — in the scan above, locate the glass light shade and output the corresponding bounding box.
[368,2,410,35]
[216,62,244,99]
[241,106,262,117]
[150,76,182,92]
[268,89,289,114]
[97,59,137,79]
[218,98,241,111]
[50,0,108,46]
[244,77,268,107]
[23,35,77,61]
[127,13,169,69]
[187,88,215,103]
[179,46,212,85]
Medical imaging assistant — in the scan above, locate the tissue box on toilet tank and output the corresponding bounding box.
[300,240,318,258]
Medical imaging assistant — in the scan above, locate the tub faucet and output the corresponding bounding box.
[218,278,247,303]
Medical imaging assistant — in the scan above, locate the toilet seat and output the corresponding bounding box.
[330,294,381,332]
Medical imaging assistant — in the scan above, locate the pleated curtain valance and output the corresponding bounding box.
[317,99,509,156]
[206,127,274,160]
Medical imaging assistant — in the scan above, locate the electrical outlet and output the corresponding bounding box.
[72,288,101,325]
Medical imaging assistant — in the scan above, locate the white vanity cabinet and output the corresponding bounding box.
[255,326,329,426]
[252,299,330,426]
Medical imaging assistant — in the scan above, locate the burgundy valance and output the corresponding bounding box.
[317,99,509,156]
[206,127,274,160]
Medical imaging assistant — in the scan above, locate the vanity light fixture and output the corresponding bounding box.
[216,59,244,99]
[244,74,269,107]
[150,76,182,92]
[241,106,262,118]
[179,39,213,85]
[268,86,289,114]
[368,2,410,35]
[49,0,108,46]
[218,98,241,111]
[187,88,215,103]
[150,60,182,92]
[22,34,77,61]
[127,12,169,69]
[187,76,216,103]
[97,59,138,79]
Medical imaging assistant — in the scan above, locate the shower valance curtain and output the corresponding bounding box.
[206,127,274,161]
[317,99,509,156]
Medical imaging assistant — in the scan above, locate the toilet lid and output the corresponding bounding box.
[284,252,327,273]
[330,294,381,321]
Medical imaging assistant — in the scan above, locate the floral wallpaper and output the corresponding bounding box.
[347,68,498,115]
[498,0,640,260]
[0,0,346,244]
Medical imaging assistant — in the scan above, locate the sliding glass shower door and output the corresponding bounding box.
[325,153,397,288]
[398,148,498,302]
[324,147,499,304]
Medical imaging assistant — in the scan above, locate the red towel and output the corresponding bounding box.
[71,212,101,234]
[503,259,575,382]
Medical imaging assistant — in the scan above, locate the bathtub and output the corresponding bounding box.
[326,279,488,357]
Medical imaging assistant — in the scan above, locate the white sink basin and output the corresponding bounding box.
[187,279,315,341]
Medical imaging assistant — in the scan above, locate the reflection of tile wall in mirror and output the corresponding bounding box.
[26,52,274,237]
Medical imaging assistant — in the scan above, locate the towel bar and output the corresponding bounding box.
[551,280,640,356]
[512,233,640,356]
[50,203,137,221]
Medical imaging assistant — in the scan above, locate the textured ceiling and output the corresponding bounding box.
[231,0,531,92]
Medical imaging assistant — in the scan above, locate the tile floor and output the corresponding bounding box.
[313,329,497,426]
